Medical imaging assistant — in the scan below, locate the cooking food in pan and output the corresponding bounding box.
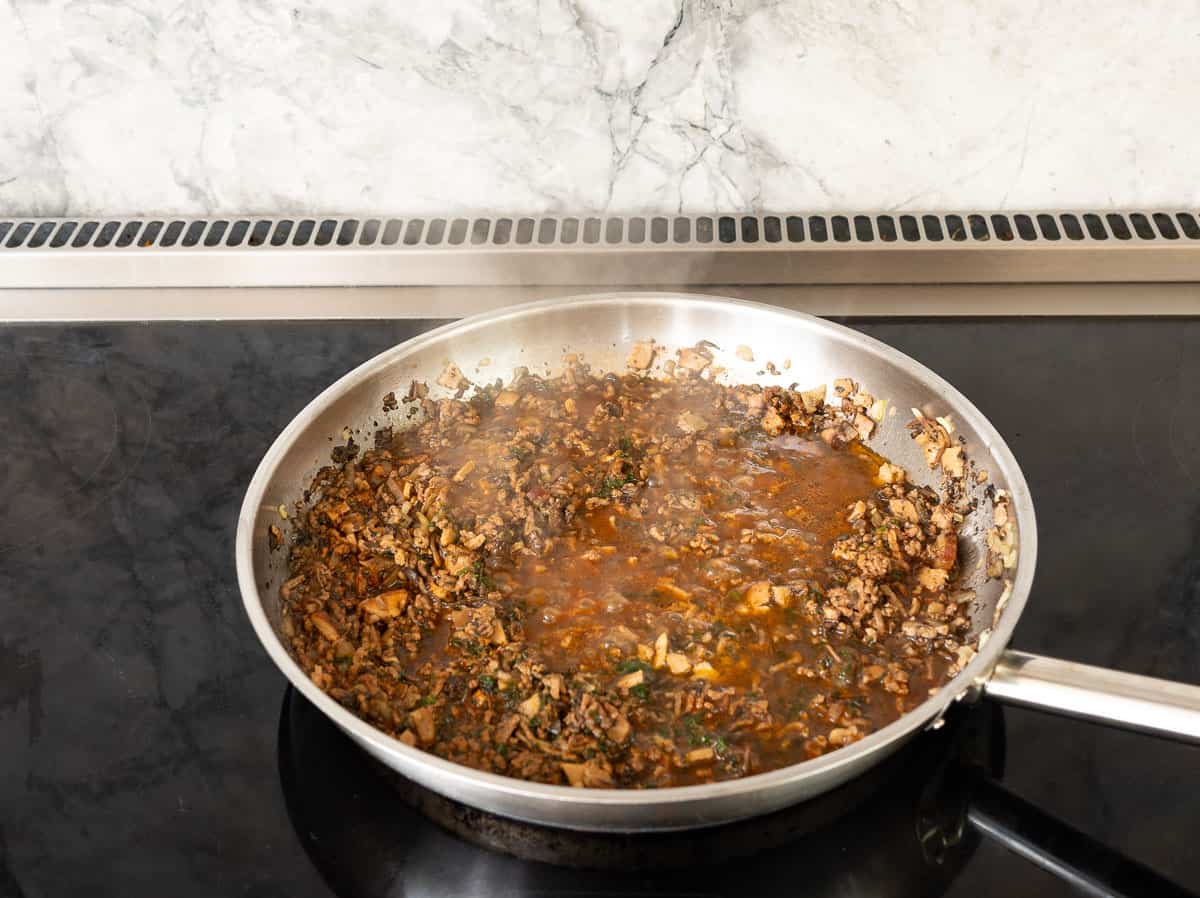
[273,340,992,788]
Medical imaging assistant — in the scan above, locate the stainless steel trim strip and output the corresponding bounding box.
[4,245,1200,288]
[1,283,1198,322]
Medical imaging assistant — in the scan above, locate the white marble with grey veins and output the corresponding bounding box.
[2,0,1198,218]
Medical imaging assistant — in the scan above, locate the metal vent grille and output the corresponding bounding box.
[5,210,1200,290]
[3,210,1199,252]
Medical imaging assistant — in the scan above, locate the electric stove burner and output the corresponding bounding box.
[278,686,1003,897]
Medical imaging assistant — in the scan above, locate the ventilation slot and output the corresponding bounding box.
[140,221,162,247]
[50,222,77,247]
[271,221,293,246]
[1129,213,1155,240]
[1083,214,1107,240]
[27,221,55,248]
[336,220,358,246]
[404,220,425,246]
[6,222,33,248]
[94,221,121,248]
[203,221,227,247]
[248,221,270,246]
[1107,214,1132,240]
[377,220,400,246]
[1037,215,1061,240]
[1153,213,1179,240]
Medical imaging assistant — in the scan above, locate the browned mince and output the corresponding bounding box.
[278,359,972,789]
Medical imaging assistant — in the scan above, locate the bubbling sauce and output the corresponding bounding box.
[279,361,971,787]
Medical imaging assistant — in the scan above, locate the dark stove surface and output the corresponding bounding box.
[279,681,1000,897]
[3,317,1199,898]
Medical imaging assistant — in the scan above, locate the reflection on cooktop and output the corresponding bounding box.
[0,339,151,556]
[278,686,1003,898]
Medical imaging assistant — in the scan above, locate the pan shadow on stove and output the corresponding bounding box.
[277,687,1000,898]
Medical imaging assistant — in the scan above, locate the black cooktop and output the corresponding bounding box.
[3,317,1199,898]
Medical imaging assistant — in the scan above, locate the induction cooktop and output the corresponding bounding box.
[3,316,1198,897]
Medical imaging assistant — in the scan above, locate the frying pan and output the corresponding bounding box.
[236,293,1200,832]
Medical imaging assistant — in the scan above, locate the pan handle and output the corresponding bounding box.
[983,650,1200,744]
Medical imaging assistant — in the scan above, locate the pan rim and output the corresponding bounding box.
[236,291,1037,816]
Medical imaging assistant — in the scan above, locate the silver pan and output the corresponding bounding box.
[236,293,1200,832]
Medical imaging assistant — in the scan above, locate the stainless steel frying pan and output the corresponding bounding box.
[236,293,1200,832]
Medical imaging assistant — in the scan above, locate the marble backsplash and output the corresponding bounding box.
[2,0,1198,218]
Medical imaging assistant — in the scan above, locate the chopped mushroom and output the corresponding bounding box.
[561,758,615,788]
[652,632,669,669]
[941,446,965,479]
[692,661,718,681]
[437,363,470,391]
[666,653,692,675]
[761,407,786,436]
[744,580,774,611]
[627,341,656,370]
[360,588,409,621]
[909,413,951,468]
[916,567,950,592]
[853,413,875,441]
[518,693,542,717]
[561,762,586,786]
[409,706,436,744]
[309,612,339,642]
[677,410,708,434]
[677,347,712,372]
[614,669,645,691]
[608,715,632,743]
[799,385,826,413]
